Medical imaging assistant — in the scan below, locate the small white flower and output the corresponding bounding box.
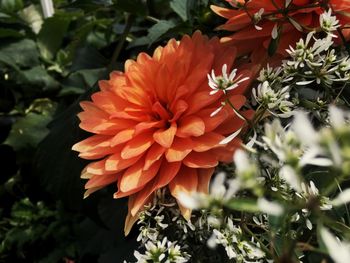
[271,24,279,39]
[331,189,350,206]
[219,127,242,145]
[320,9,340,36]
[257,198,284,216]
[292,111,319,146]
[320,227,350,263]
[279,165,302,192]
[207,64,249,95]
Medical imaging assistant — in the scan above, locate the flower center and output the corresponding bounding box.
[152,101,173,123]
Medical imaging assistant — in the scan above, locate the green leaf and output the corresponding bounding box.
[20,66,60,91]
[325,220,350,239]
[0,39,39,68]
[59,68,107,96]
[0,28,23,38]
[0,0,23,13]
[34,91,97,210]
[225,198,259,213]
[170,0,188,21]
[128,20,176,48]
[5,112,53,151]
[268,25,281,57]
[70,46,107,71]
[148,20,176,43]
[38,14,71,60]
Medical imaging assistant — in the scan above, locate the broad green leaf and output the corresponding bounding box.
[59,68,107,96]
[66,19,112,60]
[34,91,97,210]
[0,0,23,13]
[128,20,176,48]
[70,46,107,71]
[325,220,350,239]
[5,112,53,151]
[148,20,176,43]
[170,0,188,21]
[20,66,60,91]
[38,14,71,60]
[225,198,259,213]
[0,39,39,68]
[0,28,23,38]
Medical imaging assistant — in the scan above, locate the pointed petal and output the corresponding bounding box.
[197,168,215,194]
[177,116,205,137]
[192,132,224,152]
[120,158,161,192]
[110,129,135,146]
[105,152,141,172]
[144,144,166,170]
[121,132,154,159]
[169,166,198,220]
[153,122,177,148]
[165,138,193,162]
[124,196,142,235]
[183,151,218,168]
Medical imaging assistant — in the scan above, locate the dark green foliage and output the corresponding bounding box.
[0,0,220,262]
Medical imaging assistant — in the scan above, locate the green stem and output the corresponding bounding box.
[337,27,350,56]
[108,14,134,72]
[241,223,272,257]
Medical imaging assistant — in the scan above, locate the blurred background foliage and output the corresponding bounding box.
[0,0,225,262]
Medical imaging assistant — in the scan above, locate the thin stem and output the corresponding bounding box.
[241,223,272,257]
[108,14,134,72]
[337,27,350,56]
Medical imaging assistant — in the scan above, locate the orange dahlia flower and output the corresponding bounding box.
[212,0,350,63]
[72,31,253,234]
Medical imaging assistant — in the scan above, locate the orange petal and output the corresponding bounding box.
[197,168,215,194]
[197,108,229,132]
[165,138,193,162]
[85,159,110,175]
[105,152,141,172]
[121,132,154,159]
[129,183,155,216]
[156,161,182,188]
[144,144,166,170]
[91,91,128,114]
[85,173,118,189]
[192,132,224,152]
[183,151,218,168]
[120,158,161,192]
[72,135,117,160]
[128,161,182,217]
[153,122,177,148]
[177,116,205,138]
[124,196,142,235]
[169,166,198,220]
[110,128,135,146]
[212,138,242,163]
[210,5,243,19]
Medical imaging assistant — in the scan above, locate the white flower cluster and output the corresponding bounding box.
[178,105,350,262]
[129,201,191,263]
[133,237,189,263]
[252,11,350,119]
[207,217,265,262]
